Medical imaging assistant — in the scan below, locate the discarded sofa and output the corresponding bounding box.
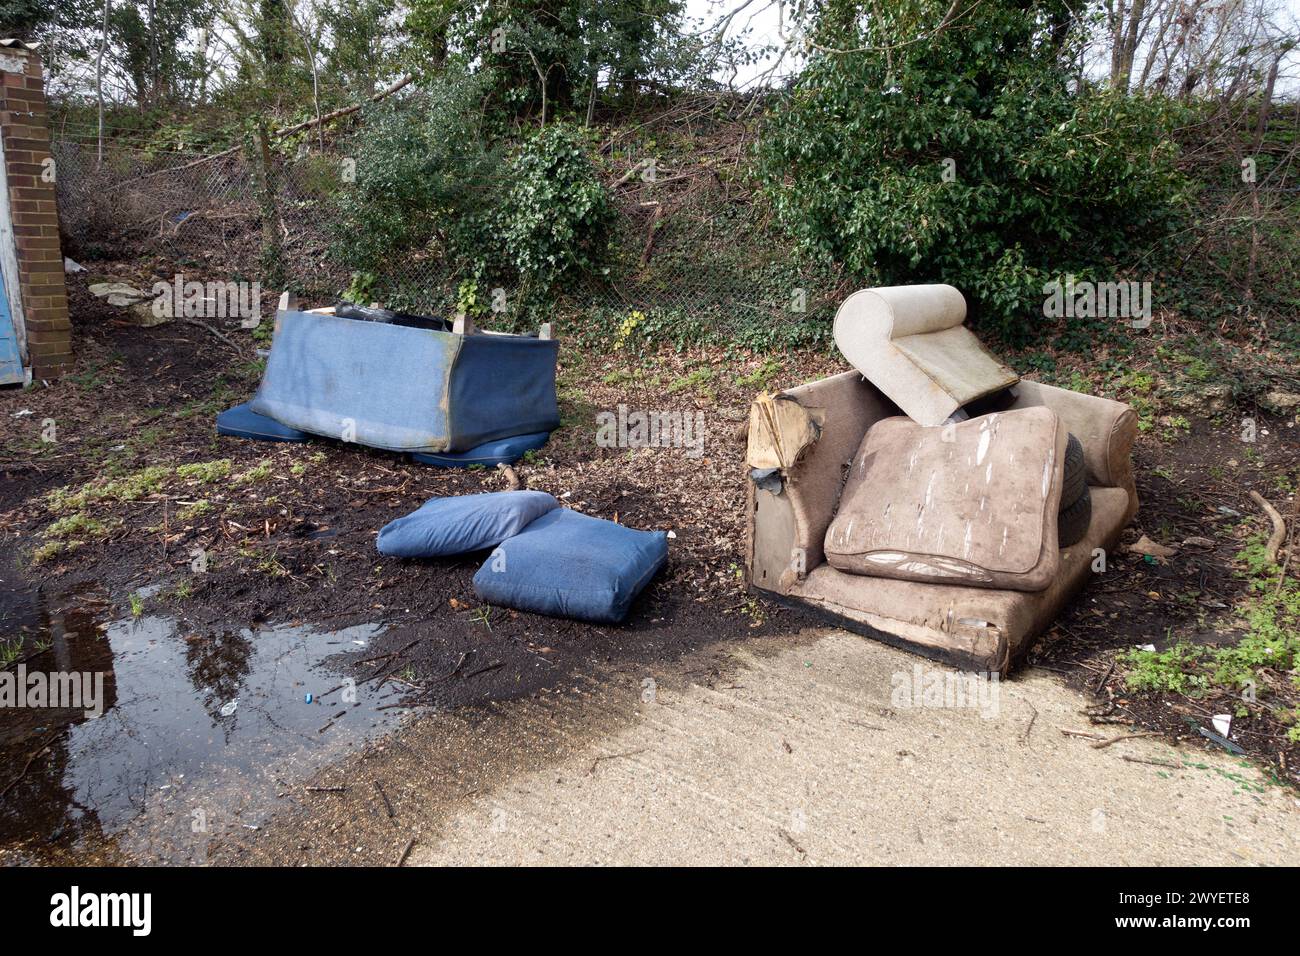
[746,285,1138,674]
[377,492,669,624]
[218,302,560,467]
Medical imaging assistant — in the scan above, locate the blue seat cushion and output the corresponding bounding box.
[410,431,551,469]
[376,490,559,558]
[472,509,669,624]
[217,402,310,442]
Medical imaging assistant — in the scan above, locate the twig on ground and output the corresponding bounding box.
[0,730,61,798]
[179,317,244,351]
[779,828,806,856]
[588,748,647,776]
[374,779,396,819]
[1019,701,1038,746]
[1091,731,1161,749]
[462,660,503,680]
[1094,658,1117,694]
[395,837,416,867]
[1276,493,1297,592]
[1060,728,1105,740]
[1121,754,1182,769]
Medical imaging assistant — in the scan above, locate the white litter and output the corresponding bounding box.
[1212,714,1232,737]
[219,699,239,717]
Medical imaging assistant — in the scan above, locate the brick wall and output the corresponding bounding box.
[0,44,71,379]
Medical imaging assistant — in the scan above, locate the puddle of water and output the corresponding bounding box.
[0,585,404,864]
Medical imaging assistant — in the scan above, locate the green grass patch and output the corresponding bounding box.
[47,465,173,513]
[176,459,233,483]
[1120,533,1300,740]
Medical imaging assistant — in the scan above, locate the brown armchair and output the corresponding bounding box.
[746,370,1139,674]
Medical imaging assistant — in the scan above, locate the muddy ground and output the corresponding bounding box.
[1,277,1298,863]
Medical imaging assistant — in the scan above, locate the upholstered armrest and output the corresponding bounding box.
[748,372,895,580]
[1008,379,1138,492]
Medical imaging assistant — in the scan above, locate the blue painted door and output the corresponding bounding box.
[0,276,22,385]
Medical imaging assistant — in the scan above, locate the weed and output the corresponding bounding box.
[31,541,67,565]
[0,636,23,666]
[735,357,782,390]
[44,512,112,540]
[234,461,274,484]
[1119,533,1300,730]
[667,366,715,394]
[1121,642,1209,695]
[177,459,233,483]
[48,465,172,513]
[256,557,288,577]
[177,500,213,521]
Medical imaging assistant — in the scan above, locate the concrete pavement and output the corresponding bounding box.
[412,629,1298,865]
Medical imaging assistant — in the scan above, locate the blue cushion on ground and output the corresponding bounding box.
[410,431,551,469]
[376,490,559,558]
[472,509,668,624]
[217,402,310,442]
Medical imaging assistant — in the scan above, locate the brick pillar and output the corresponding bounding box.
[0,44,72,379]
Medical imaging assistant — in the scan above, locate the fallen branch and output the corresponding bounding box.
[612,158,654,187]
[1249,490,1287,564]
[639,203,664,268]
[136,74,415,182]
[179,317,245,352]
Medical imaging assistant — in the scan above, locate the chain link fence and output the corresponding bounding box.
[52,107,850,345]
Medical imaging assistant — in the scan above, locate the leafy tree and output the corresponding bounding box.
[333,81,611,312]
[331,70,503,278]
[108,0,215,107]
[757,0,1189,340]
[406,0,704,122]
[498,121,613,299]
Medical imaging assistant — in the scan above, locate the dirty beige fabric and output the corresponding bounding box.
[1009,380,1138,515]
[798,486,1131,669]
[824,408,1065,591]
[833,285,1018,426]
[776,371,896,570]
